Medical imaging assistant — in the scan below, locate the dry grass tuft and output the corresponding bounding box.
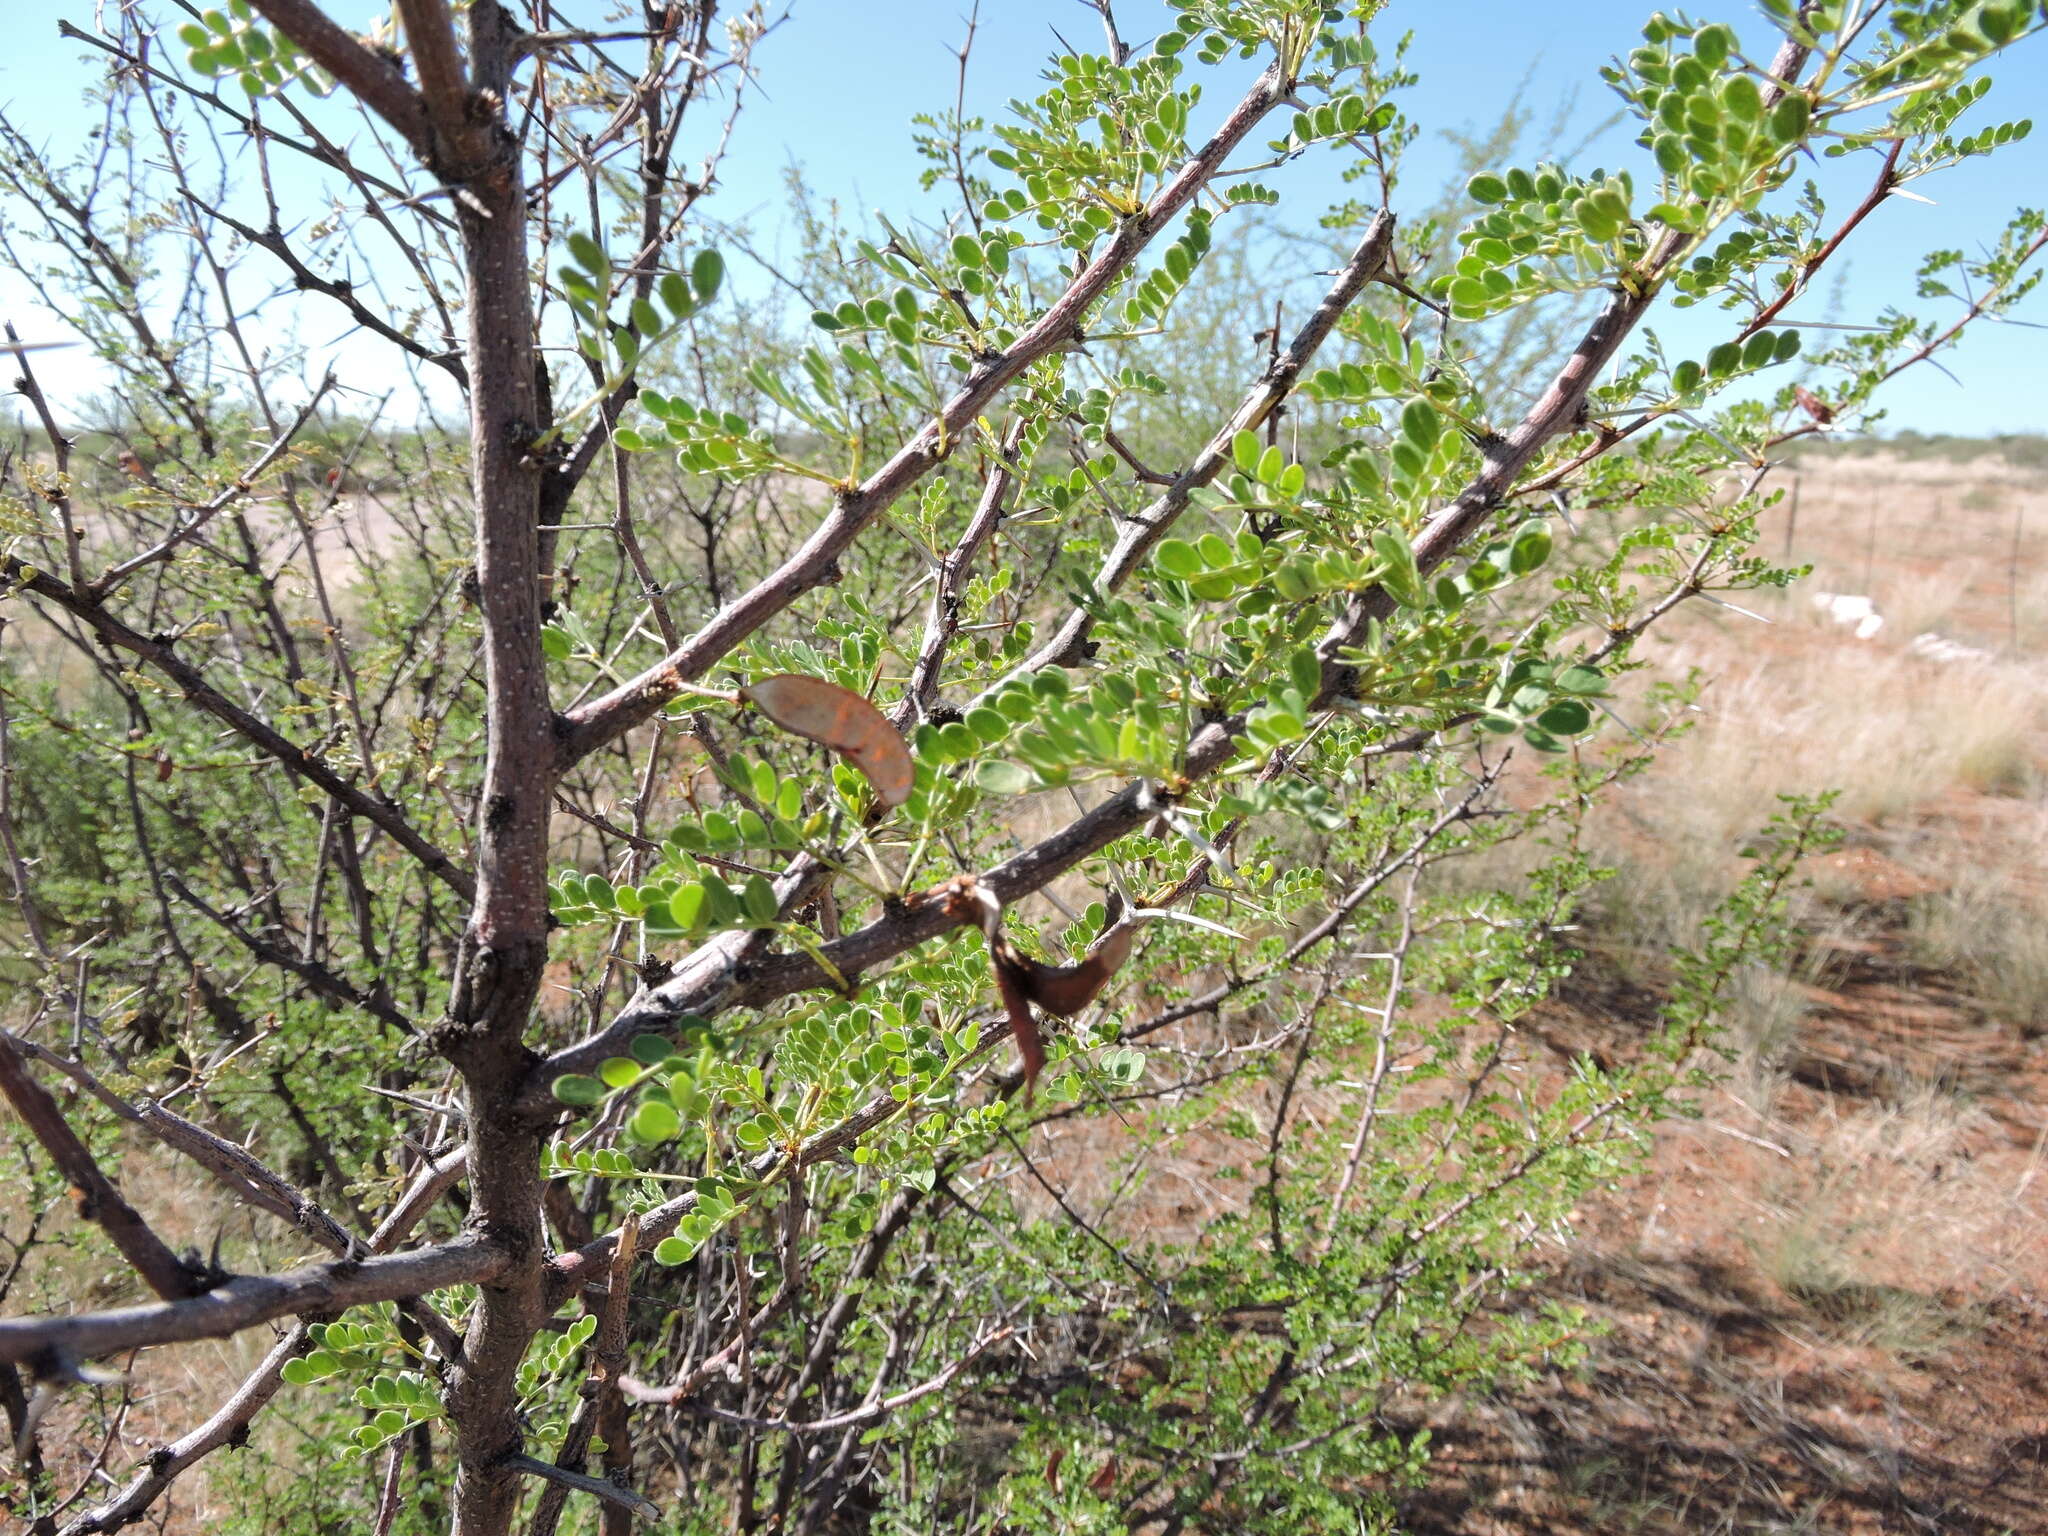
[1901,812,2048,1035]
[1750,1077,2031,1356]
[1582,607,2044,985]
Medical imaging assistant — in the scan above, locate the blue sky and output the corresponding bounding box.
[2,2,2044,433]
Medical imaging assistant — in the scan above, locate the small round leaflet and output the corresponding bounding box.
[741,674,915,807]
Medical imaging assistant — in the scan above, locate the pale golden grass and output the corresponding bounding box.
[1585,619,2045,983]
[1716,961,1814,1107]
[1747,1078,2045,1356]
[1901,808,2048,1035]
[1665,632,2037,818]
[2015,564,2048,649]
[1870,564,1973,640]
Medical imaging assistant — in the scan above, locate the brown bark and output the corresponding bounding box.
[250,3,568,1527]
[0,1235,505,1370]
[414,7,560,1532]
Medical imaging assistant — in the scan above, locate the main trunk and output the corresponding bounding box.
[435,8,556,1532]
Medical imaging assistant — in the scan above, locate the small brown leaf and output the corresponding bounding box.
[741,674,914,807]
[1794,384,1835,425]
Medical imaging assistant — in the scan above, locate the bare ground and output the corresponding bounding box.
[1395,450,2048,1536]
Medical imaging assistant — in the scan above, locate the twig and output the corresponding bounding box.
[672,1329,1014,1434]
[506,1454,659,1524]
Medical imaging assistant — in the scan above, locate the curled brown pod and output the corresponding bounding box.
[977,893,1135,1098]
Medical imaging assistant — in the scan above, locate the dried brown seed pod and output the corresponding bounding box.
[741,673,915,807]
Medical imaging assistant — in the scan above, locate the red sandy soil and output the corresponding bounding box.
[1398,811,2048,1536]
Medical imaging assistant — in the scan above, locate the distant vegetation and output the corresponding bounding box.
[1791,429,2048,468]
